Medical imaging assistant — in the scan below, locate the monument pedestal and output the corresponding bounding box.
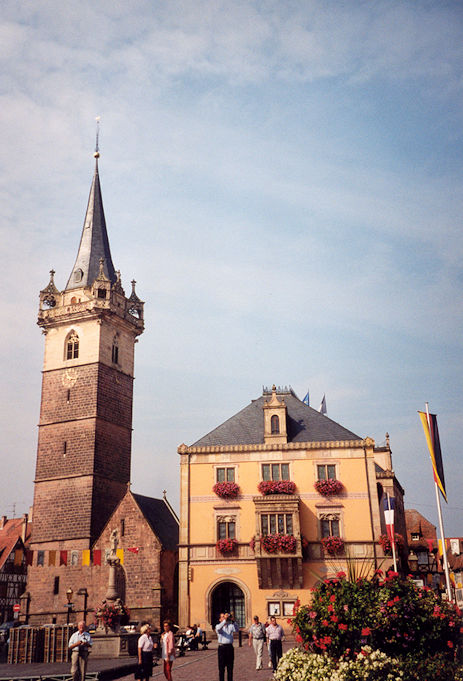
[90,631,138,658]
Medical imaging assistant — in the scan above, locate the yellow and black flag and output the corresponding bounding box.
[418,411,447,502]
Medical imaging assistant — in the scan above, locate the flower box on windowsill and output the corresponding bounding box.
[262,533,297,554]
[258,481,296,496]
[378,533,404,556]
[321,536,344,556]
[213,482,240,499]
[314,479,343,496]
[216,538,238,555]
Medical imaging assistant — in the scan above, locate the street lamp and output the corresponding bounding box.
[66,587,74,625]
[77,588,88,622]
[408,550,418,573]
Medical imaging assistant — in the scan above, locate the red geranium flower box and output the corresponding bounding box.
[258,480,296,495]
[321,536,344,556]
[314,479,343,496]
[213,482,240,499]
[216,538,238,554]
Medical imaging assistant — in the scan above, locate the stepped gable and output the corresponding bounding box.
[192,389,360,447]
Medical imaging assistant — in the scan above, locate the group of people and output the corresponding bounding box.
[184,623,203,650]
[215,612,284,681]
[68,620,176,681]
[69,613,284,681]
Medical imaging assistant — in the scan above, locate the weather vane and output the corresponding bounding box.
[94,116,101,158]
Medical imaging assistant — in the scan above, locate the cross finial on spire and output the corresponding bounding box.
[94,116,101,159]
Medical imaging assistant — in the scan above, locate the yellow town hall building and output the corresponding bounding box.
[178,386,405,630]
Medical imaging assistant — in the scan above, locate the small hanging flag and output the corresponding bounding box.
[93,549,101,566]
[127,547,139,554]
[82,550,90,566]
[14,549,23,566]
[37,550,44,567]
[25,550,33,566]
[59,550,68,566]
[116,548,124,565]
[49,550,56,566]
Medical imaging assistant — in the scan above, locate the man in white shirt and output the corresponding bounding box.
[215,613,239,681]
[248,615,266,670]
[69,621,92,681]
[266,616,284,672]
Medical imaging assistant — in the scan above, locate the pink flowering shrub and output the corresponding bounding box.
[378,532,404,555]
[258,480,296,495]
[314,478,343,496]
[290,571,463,675]
[213,481,240,498]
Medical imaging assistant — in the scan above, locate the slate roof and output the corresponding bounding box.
[66,159,116,290]
[192,390,361,447]
[133,494,179,552]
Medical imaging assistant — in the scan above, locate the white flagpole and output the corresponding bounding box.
[387,493,397,573]
[425,402,452,601]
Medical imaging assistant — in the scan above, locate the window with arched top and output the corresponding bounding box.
[112,337,119,364]
[66,332,79,360]
[271,414,280,434]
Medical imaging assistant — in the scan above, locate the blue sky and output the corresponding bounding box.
[1,0,462,536]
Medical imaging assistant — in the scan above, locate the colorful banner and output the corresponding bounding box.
[59,550,68,566]
[418,411,447,502]
[116,548,124,565]
[14,549,23,566]
[82,550,90,566]
[49,550,56,566]
[92,549,101,566]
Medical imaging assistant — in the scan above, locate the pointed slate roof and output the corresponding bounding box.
[132,493,179,552]
[66,159,116,290]
[192,390,361,447]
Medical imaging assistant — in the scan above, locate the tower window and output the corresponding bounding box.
[120,519,125,537]
[97,288,107,299]
[270,414,280,434]
[66,332,79,360]
[53,576,59,595]
[67,389,71,403]
[112,342,119,364]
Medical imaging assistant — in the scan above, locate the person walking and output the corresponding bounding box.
[248,615,266,670]
[266,616,284,672]
[68,621,92,681]
[160,620,176,681]
[215,612,239,681]
[138,624,155,681]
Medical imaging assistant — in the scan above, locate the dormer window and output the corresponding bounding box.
[97,288,107,299]
[271,415,280,434]
[66,332,79,360]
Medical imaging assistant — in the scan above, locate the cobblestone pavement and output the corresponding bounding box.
[119,640,293,681]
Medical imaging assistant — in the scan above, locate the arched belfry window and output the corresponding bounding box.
[66,331,79,360]
[271,414,280,434]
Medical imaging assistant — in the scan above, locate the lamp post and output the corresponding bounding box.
[66,587,74,624]
[77,588,88,622]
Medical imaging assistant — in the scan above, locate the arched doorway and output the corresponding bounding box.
[211,582,246,628]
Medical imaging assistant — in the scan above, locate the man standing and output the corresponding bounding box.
[248,615,266,670]
[266,616,284,672]
[69,621,92,681]
[215,612,239,681]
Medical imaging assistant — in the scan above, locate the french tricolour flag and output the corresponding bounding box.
[383,495,395,543]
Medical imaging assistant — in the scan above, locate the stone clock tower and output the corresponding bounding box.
[26,150,144,619]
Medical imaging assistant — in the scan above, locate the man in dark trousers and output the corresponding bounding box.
[215,612,239,681]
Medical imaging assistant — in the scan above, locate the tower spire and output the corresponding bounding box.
[66,120,116,290]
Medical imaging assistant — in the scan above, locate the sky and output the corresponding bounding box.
[1,1,462,537]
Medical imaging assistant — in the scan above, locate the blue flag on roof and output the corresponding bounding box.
[302,390,309,406]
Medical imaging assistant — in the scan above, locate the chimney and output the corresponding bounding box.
[22,513,28,543]
[0,516,7,530]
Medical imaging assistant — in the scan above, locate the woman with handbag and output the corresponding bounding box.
[160,621,176,681]
[137,624,154,681]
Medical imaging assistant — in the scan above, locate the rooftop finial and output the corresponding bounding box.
[94,116,101,159]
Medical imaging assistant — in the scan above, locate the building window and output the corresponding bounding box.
[120,519,125,537]
[320,513,340,538]
[410,532,420,542]
[66,332,79,360]
[217,517,236,540]
[112,341,119,364]
[216,467,235,483]
[270,414,280,434]
[53,576,60,595]
[66,389,71,403]
[317,464,336,481]
[262,463,289,481]
[268,602,280,616]
[261,513,293,535]
[97,288,107,299]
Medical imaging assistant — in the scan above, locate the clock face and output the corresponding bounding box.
[62,368,78,387]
